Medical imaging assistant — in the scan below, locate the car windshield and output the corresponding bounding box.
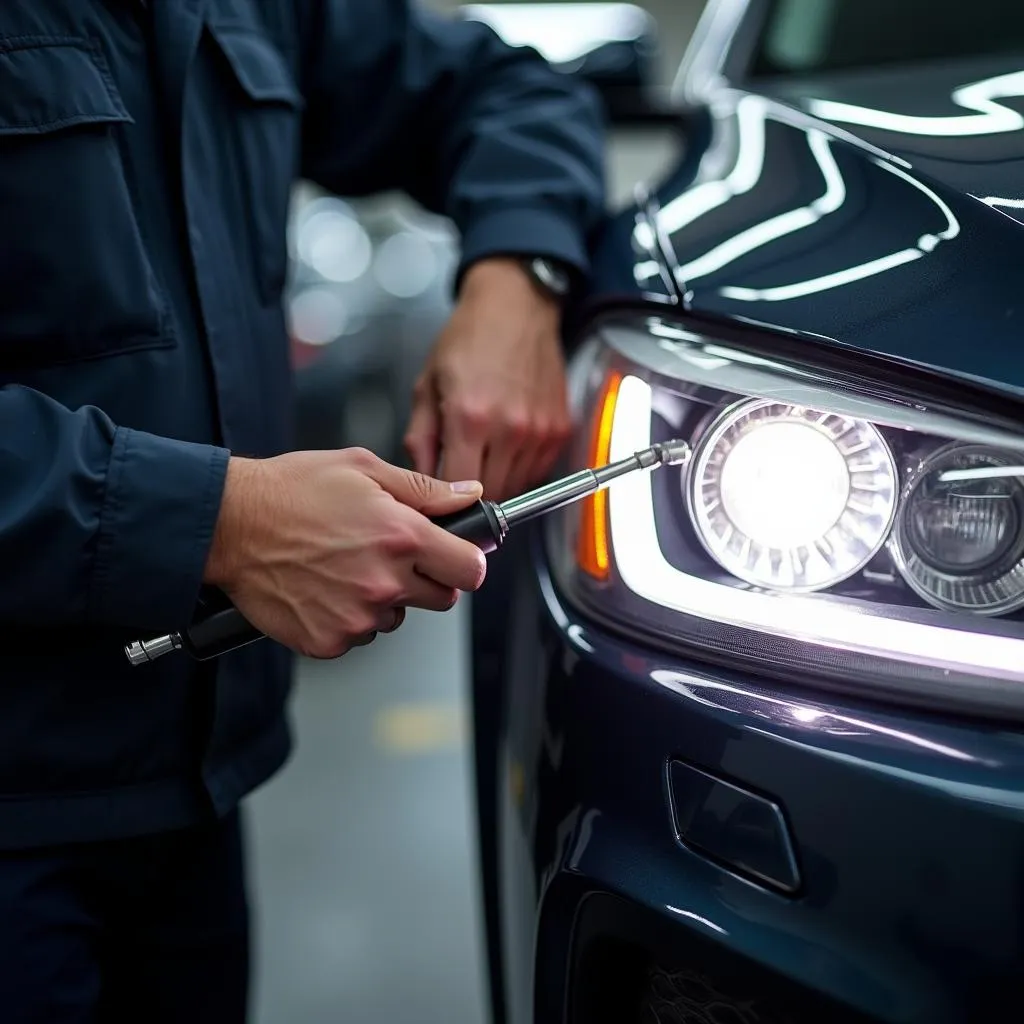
[752,0,1024,76]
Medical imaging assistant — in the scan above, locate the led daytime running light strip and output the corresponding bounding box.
[606,374,1024,682]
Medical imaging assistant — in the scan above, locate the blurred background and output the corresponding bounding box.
[249,2,703,1022]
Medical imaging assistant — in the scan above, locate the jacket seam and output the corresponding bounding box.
[0,112,128,133]
[83,36,131,118]
[0,35,89,53]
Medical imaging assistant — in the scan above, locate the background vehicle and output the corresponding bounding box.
[472,1,1024,1022]
[287,188,458,458]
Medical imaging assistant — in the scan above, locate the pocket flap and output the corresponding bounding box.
[208,25,304,109]
[0,38,131,135]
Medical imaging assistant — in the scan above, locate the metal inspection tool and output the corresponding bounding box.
[124,440,692,666]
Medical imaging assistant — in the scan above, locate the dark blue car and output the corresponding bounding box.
[471,1,1024,1021]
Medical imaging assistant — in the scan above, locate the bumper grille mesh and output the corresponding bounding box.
[640,965,795,1024]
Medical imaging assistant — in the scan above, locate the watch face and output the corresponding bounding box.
[529,257,571,297]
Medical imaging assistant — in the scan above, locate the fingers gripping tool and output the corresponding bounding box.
[124,440,691,666]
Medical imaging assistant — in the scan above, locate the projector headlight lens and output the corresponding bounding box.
[890,444,1024,614]
[687,399,899,590]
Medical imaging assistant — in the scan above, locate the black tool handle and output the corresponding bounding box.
[429,499,505,554]
[178,606,264,661]
[173,500,505,662]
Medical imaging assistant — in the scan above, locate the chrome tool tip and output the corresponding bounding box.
[655,439,692,466]
[630,440,691,471]
[125,641,150,666]
[124,634,180,666]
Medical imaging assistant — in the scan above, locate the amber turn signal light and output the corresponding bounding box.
[576,370,622,579]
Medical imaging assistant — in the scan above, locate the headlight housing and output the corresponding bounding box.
[548,311,1024,717]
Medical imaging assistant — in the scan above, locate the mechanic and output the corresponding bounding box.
[0,0,605,1019]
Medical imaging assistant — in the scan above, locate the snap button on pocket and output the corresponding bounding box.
[0,38,171,369]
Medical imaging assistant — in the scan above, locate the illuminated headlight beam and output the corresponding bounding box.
[606,375,1024,682]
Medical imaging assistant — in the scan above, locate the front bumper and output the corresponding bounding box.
[500,533,1024,1024]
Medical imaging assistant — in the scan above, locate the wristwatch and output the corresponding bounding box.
[520,256,572,303]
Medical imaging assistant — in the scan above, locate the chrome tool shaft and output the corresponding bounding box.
[499,439,691,527]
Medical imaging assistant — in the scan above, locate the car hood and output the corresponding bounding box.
[639,53,1024,391]
[770,53,1024,216]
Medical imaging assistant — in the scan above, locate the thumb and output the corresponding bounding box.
[363,458,484,516]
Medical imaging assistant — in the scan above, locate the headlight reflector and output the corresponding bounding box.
[890,444,1024,615]
[687,400,898,590]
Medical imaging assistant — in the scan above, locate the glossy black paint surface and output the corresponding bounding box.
[643,56,1024,389]
[475,23,1024,1024]
[499,537,1024,1023]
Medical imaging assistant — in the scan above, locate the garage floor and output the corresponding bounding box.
[248,601,488,1024]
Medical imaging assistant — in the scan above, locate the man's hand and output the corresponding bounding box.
[404,257,573,502]
[203,448,487,659]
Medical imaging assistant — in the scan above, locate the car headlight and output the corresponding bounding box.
[889,443,1024,616]
[688,398,898,591]
[549,311,1024,717]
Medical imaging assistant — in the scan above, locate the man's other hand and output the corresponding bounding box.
[202,449,487,659]
[403,257,573,502]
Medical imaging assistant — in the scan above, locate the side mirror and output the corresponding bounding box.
[460,3,676,126]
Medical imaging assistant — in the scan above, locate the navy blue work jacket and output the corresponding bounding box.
[0,0,605,849]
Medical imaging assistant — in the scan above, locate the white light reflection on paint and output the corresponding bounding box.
[655,95,769,237]
[790,706,823,723]
[638,90,916,294]
[807,70,1024,137]
[977,195,1024,209]
[653,673,976,762]
[676,130,846,283]
[605,375,1024,684]
[566,624,594,652]
[666,906,728,935]
[720,250,923,302]
[720,158,960,302]
[634,259,664,282]
[634,219,657,251]
[880,160,961,247]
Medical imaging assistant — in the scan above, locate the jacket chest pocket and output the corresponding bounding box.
[0,38,170,370]
[207,25,303,305]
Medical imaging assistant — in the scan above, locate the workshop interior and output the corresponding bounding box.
[256,1,1024,1022]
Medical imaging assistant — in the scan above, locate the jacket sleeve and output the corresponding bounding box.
[297,0,608,281]
[0,384,230,631]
